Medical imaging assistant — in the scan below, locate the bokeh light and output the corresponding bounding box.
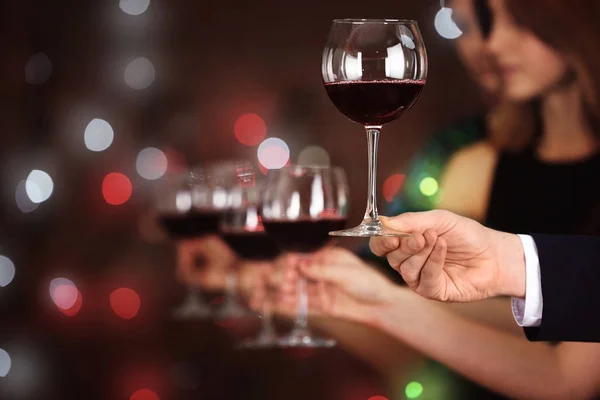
[15,180,40,213]
[234,113,267,146]
[102,173,133,205]
[136,148,168,180]
[367,396,389,400]
[297,145,330,166]
[434,7,462,39]
[124,57,155,90]
[0,255,16,288]
[25,170,53,204]
[383,173,406,202]
[405,381,424,399]
[60,290,83,317]
[130,389,159,400]
[0,348,11,378]
[84,118,114,152]
[49,278,79,310]
[419,177,439,197]
[120,0,151,16]
[25,53,52,85]
[110,288,141,320]
[257,138,290,170]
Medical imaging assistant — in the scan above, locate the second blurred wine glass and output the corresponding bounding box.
[218,181,283,346]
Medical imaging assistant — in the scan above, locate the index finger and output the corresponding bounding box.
[369,236,401,257]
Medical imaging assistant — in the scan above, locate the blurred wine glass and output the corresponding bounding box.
[155,161,252,319]
[218,181,283,346]
[262,165,349,347]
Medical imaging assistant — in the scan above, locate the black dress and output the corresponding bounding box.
[485,147,600,236]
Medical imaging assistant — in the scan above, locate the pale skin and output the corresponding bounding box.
[274,211,600,399]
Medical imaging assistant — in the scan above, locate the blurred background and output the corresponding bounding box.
[0,0,483,399]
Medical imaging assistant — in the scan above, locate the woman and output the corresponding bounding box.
[277,0,600,398]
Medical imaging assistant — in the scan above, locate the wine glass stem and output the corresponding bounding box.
[364,126,382,225]
[224,271,238,302]
[295,275,309,332]
[261,297,275,334]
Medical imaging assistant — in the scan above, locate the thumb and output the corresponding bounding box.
[381,210,447,234]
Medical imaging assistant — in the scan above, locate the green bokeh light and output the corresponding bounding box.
[405,381,424,399]
[419,177,439,197]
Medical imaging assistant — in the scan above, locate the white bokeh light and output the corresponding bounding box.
[25,170,53,204]
[136,147,168,180]
[119,0,150,15]
[176,190,192,212]
[49,278,78,310]
[25,53,52,85]
[124,57,155,90]
[0,256,15,288]
[435,7,463,39]
[0,348,11,377]
[257,138,290,170]
[297,145,330,166]
[84,119,114,152]
[15,180,39,213]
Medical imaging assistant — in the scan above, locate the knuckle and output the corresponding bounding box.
[420,267,437,281]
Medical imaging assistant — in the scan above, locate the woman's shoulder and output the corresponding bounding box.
[448,140,498,167]
[440,140,499,221]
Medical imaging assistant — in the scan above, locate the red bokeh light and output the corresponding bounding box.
[234,113,267,146]
[102,173,132,205]
[130,389,160,400]
[382,173,406,202]
[110,288,141,320]
[368,396,389,400]
[60,290,83,317]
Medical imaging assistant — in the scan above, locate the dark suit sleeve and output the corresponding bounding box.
[524,234,600,343]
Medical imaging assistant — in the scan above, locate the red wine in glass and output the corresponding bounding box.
[159,211,221,239]
[220,229,281,260]
[324,79,425,126]
[262,218,347,253]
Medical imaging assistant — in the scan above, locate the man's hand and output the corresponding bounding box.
[369,210,526,302]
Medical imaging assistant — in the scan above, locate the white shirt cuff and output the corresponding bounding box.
[511,234,543,327]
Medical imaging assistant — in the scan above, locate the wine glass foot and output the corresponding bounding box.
[172,303,212,320]
[214,300,253,320]
[237,331,279,350]
[277,330,336,348]
[329,221,408,238]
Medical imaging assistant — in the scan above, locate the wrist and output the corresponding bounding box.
[492,231,526,298]
[368,285,407,330]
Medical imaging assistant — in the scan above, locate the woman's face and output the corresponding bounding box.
[486,0,569,101]
[451,0,501,95]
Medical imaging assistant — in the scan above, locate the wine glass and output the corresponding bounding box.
[156,161,252,319]
[262,165,349,347]
[218,181,283,346]
[322,19,427,237]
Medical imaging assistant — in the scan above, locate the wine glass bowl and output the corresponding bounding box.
[322,18,427,237]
